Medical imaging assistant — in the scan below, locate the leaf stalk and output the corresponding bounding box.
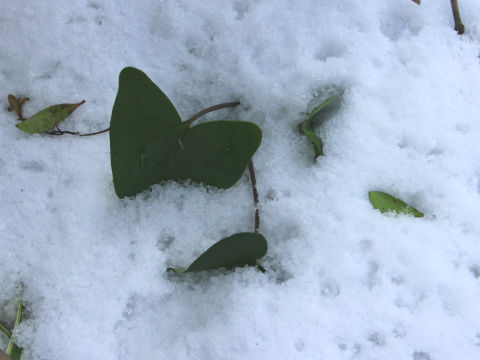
[184,102,241,127]
[248,160,260,233]
[450,0,465,34]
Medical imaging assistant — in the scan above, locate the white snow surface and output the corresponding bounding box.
[1,1,480,359]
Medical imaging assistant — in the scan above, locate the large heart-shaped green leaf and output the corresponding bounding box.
[369,191,424,217]
[110,67,262,198]
[169,232,268,273]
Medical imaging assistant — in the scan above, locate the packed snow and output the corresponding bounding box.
[1,1,480,359]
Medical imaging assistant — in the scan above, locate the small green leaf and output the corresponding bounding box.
[169,232,268,273]
[369,191,424,217]
[301,95,337,158]
[16,100,85,134]
[5,300,23,360]
[110,67,262,198]
[308,95,337,119]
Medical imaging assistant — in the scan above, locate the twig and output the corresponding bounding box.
[248,160,260,233]
[450,0,465,34]
[184,102,240,127]
[80,127,110,136]
[45,129,80,136]
[44,100,241,137]
[46,127,110,136]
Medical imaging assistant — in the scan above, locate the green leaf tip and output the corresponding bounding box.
[369,191,424,217]
[301,95,337,158]
[110,67,262,198]
[169,232,268,274]
[16,100,85,134]
[4,300,23,360]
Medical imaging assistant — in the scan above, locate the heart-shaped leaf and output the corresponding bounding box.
[16,101,85,134]
[369,191,424,217]
[169,232,268,273]
[110,67,262,198]
[301,95,337,158]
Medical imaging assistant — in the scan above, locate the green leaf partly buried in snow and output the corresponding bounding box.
[4,300,23,360]
[110,67,262,198]
[169,232,268,273]
[16,100,85,134]
[301,95,337,158]
[369,191,424,217]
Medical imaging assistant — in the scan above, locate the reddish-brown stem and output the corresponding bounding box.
[75,99,86,108]
[45,129,80,136]
[45,127,110,136]
[450,0,465,34]
[248,160,260,233]
[184,101,241,127]
[80,127,110,136]
[24,100,241,137]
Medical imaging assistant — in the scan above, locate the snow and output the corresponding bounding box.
[1,0,480,359]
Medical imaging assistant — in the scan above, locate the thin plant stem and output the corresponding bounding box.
[44,100,241,136]
[45,129,80,136]
[0,323,11,338]
[450,0,465,34]
[46,127,110,136]
[248,160,260,233]
[80,127,110,136]
[184,102,240,127]
[38,101,241,136]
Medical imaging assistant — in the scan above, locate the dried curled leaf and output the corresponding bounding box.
[7,95,29,121]
[16,100,85,134]
[369,191,424,217]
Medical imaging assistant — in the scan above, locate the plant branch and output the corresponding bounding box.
[80,127,110,136]
[45,129,80,136]
[450,0,465,34]
[184,101,241,127]
[248,160,260,233]
[46,127,110,136]
[0,322,11,338]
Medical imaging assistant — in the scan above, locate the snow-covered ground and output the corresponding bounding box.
[2,1,480,359]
